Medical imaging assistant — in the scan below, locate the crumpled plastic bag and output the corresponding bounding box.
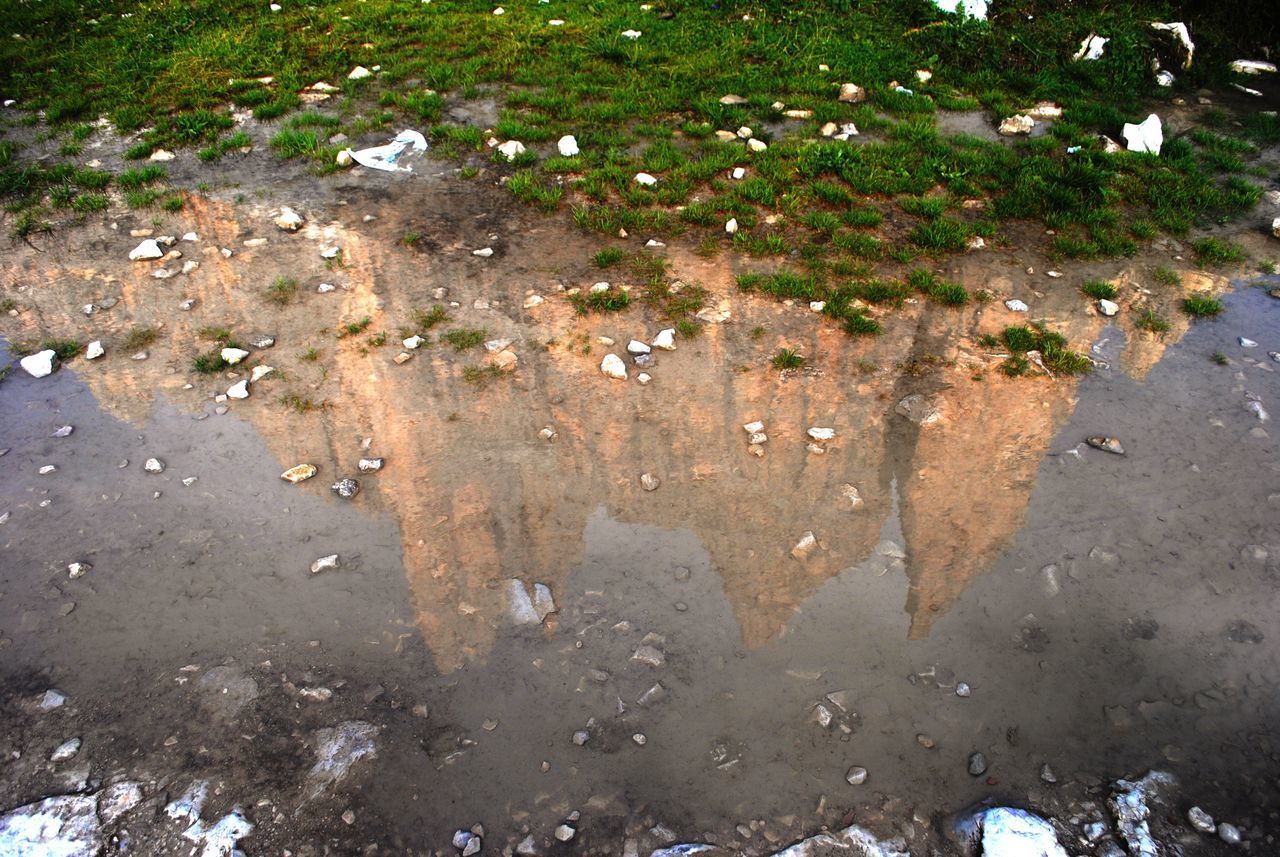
[348,129,428,173]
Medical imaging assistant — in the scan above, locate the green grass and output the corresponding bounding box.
[1152,266,1180,288]
[462,363,504,388]
[1001,324,1091,375]
[1181,294,1223,318]
[122,326,158,351]
[442,327,488,351]
[570,288,631,314]
[1081,280,1118,300]
[192,349,229,374]
[338,316,373,338]
[593,248,627,268]
[1191,238,1246,266]
[266,277,298,306]
[412,305,448,332]
[771,348,805,370]
[1135,309,1172,334]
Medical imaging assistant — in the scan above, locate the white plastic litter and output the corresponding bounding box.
[348,129,428,173]
[1122,114,1163,155]
[931,0,987,20]
[1150,22,1194,69]
[1073,33,1109,61]
[1230,60,1277,75]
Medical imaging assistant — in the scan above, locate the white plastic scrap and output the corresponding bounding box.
[1073,33,1109,62]
[1230,60,1277,75]
[1150,22,1194,69]
[1122,114,1163,155]
[930,0,987,20]
[348,129,428,173]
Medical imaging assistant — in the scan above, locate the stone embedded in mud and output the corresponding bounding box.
[20,349,57,378]
[731,167,745,180]
[311,554,340,574]
[523,294,545,308]
[331,478,360,499]
[637,372,652,385]
[129,239,163,261]
[97,782,143,825]
[220,347,249,364]
[484,337,513,353]
[249,334,275,349]
[1217,823,1242,845]
[791,531,818,561]
[1086,436,1125,455]
[845,766,868,785]
[509,579,557,625]
[837,83,867,102]
[305,721,379,802]
[975,808,1067,857]
[50,738,82,762]
[81,340,101,361]
[68,562,91,579]
[631,645,666,668]
[968,752,988,776]
[52,424,73,438]
[144,458,166,474]
[557,135,580,157]
[600,353,628,380]
[555,824,576,842]
[1188,806,1215,833]
[1110,771,1176,857]
[998,114,1035,135]
[572,730,590,746]
[896,393,941,425]
[492,349,518,372]
[1239,337,1258,348]
[274,206,305,231]
[956,682,971,697]
[840,484,864,511]
[281,464,317,483]
[538,427,556,441]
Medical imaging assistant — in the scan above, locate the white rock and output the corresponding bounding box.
[484,338,513,352]
[840,484,864,510]
[590,282,610,293]
[807,427,836,441]
[1005,299,1029,312]
[181,260,199,274]
[144,458,165,474]
[627,339,651,355]
[645,239,665,247]
[50,738,81,762]
[820,121,839,137]
[317,282,336,293]
[600,353,627,380]
[746,138,767,152]
[837,83,866,103]
[998,114,1035,136]
[1271,216,1280,239]
[652,329,675,350]
[274,206,304,231]
[182,231,198,242]
[1240,337,1258,348]
[68,562,91,579]
[38,689,67,710]
[221,347,249,364]
[472,247,494,257]
[347,65,371,79]
[226,380,249,399]
[1122,113,1163,155]
[634,172,657,186]
[725,218,738,234]
[336,149,353,167]
[523,294,544,308]
[149,149,175,162]
[0,795,101,855]
[1188,807,1216,834]
[834,122,859,139]
[1098,299,1119,317]
[548,19,564,25]
[129,239,163,261]
[320,246,340,258]
[719,94,748,104]
[809,301,826,312]
[731,167,745,180]
[621,29,641,39]
[736,126,752,138]
[554,825,576,842]
[742,420,765,434]
[403,335,424,349]
[791,531,818,561]
[979,807,1067,857]
[637,372,652,385]
[310,554,340,574]
[496,140,526,161]
[557,135,579,157]
[19,350,57,378]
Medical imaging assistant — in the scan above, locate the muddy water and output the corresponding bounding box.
[1,160,1279,853]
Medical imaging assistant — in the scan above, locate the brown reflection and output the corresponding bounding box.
[0,192,1224,668]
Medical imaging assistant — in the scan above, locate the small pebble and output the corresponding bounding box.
[955,682,971,697]
[968,752,988,776]
[845,766,868,785]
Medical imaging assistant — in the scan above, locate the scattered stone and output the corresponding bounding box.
[347,65,371,79]
[358,457,384,473]
[956,682,971,697]
[554,824,576,842]
[631,645,665,667]
[331,478,359,499]
[600,353,628,380]
[310,554,339,574]
[0,795,102,855]
[226,380,249,400]
[572,730,590,746]
[281,464,317,483]
[840,484,864,511]
[274,206,305,231]
[971,807,1068,857]
[472,247,494,258]
[68,562,91,579]
[838,83,867,102]
[1239,337,1258,348]
[249,365,274,383]
[39,689,67,710]
[1188,806,1216,834]
[220,347,249,364]
[968,752,988,776]
[508,580,557,625]
[129,239,163,261]
[144,458,165,474]
[538,427,556,441]
[558,135,579,157]
[523,294,544,309]
[20,350,57,378]
[1040,763,1057,784]
[1110,771,1176,857]
[1086,436,1125,455]
[807,427,835,442]
[639,472,661,491]
[1005,298,1029,312]
[1218,823,1242,845]
[731,167,745,180]
[637,372,652,385]
[916,734,935,749]
[719,94,748,105]
[725,217,738,234]
[1098,298,1119,317]
[50,738,82,762]
[634,172,657,186]
[746,138,767,152]
[998,114,1035,135]
[845,766,868,785]
[791,531,818,561]
[394,351,413,365]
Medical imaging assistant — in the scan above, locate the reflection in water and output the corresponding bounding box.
[0,194,1228,668]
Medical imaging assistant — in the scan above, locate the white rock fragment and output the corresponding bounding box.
[807,427,835,441]
[68,562,91,579]
[311,554,340,574]
[317,282,336,293]
[39,689,67,710]
[129,239,163,261]
[250,365,274,382]
[791,531,818,561]
[1122,114,1163,155]
[1098,299,1119,316]
[557,135,579,157]
[1151,21,1194,70]
[746,138,767,152]
[1231,59,1277,75]
[144,458,165,474]
[841,484,864,510]
[731,167,745,180]
[50,738,82,762]
[20,350,57,378]
[403,335,424,349]
[627,339,651,355]
[652,329,675,350]
[304,721,379,801]
[637,372,651,385]
[320,246,340,259]
[998,114,1035,136]
[1005,299,1029,312]
[347,65,371,80]
[496,140,526,161]
[509,579,557,624]
[226,380,249,399]
[621,29,641,39]
[149,149,175,162]
[634,172,657,186]
[1240,337,1258,348]
[600,353,627,380]
[837,83,867,103]
[274,206,305,231]
[472,247,494,257]
[725,218,738,234]
[221,347,249,364]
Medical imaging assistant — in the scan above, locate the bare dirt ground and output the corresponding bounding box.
[2,113,1280,856]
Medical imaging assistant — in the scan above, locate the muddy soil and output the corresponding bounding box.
[2,118,1280,856]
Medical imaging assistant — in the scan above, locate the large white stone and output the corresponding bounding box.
[496,140,526,161]
[227,380,249,399]
[652,329,676,350]
[128,239,162,261]
[557,135,579,157]
[19,350,57,378]
[274,206,304,231]
[600,353,627,380]
[221,347,249,364]
[634,172,657,186]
